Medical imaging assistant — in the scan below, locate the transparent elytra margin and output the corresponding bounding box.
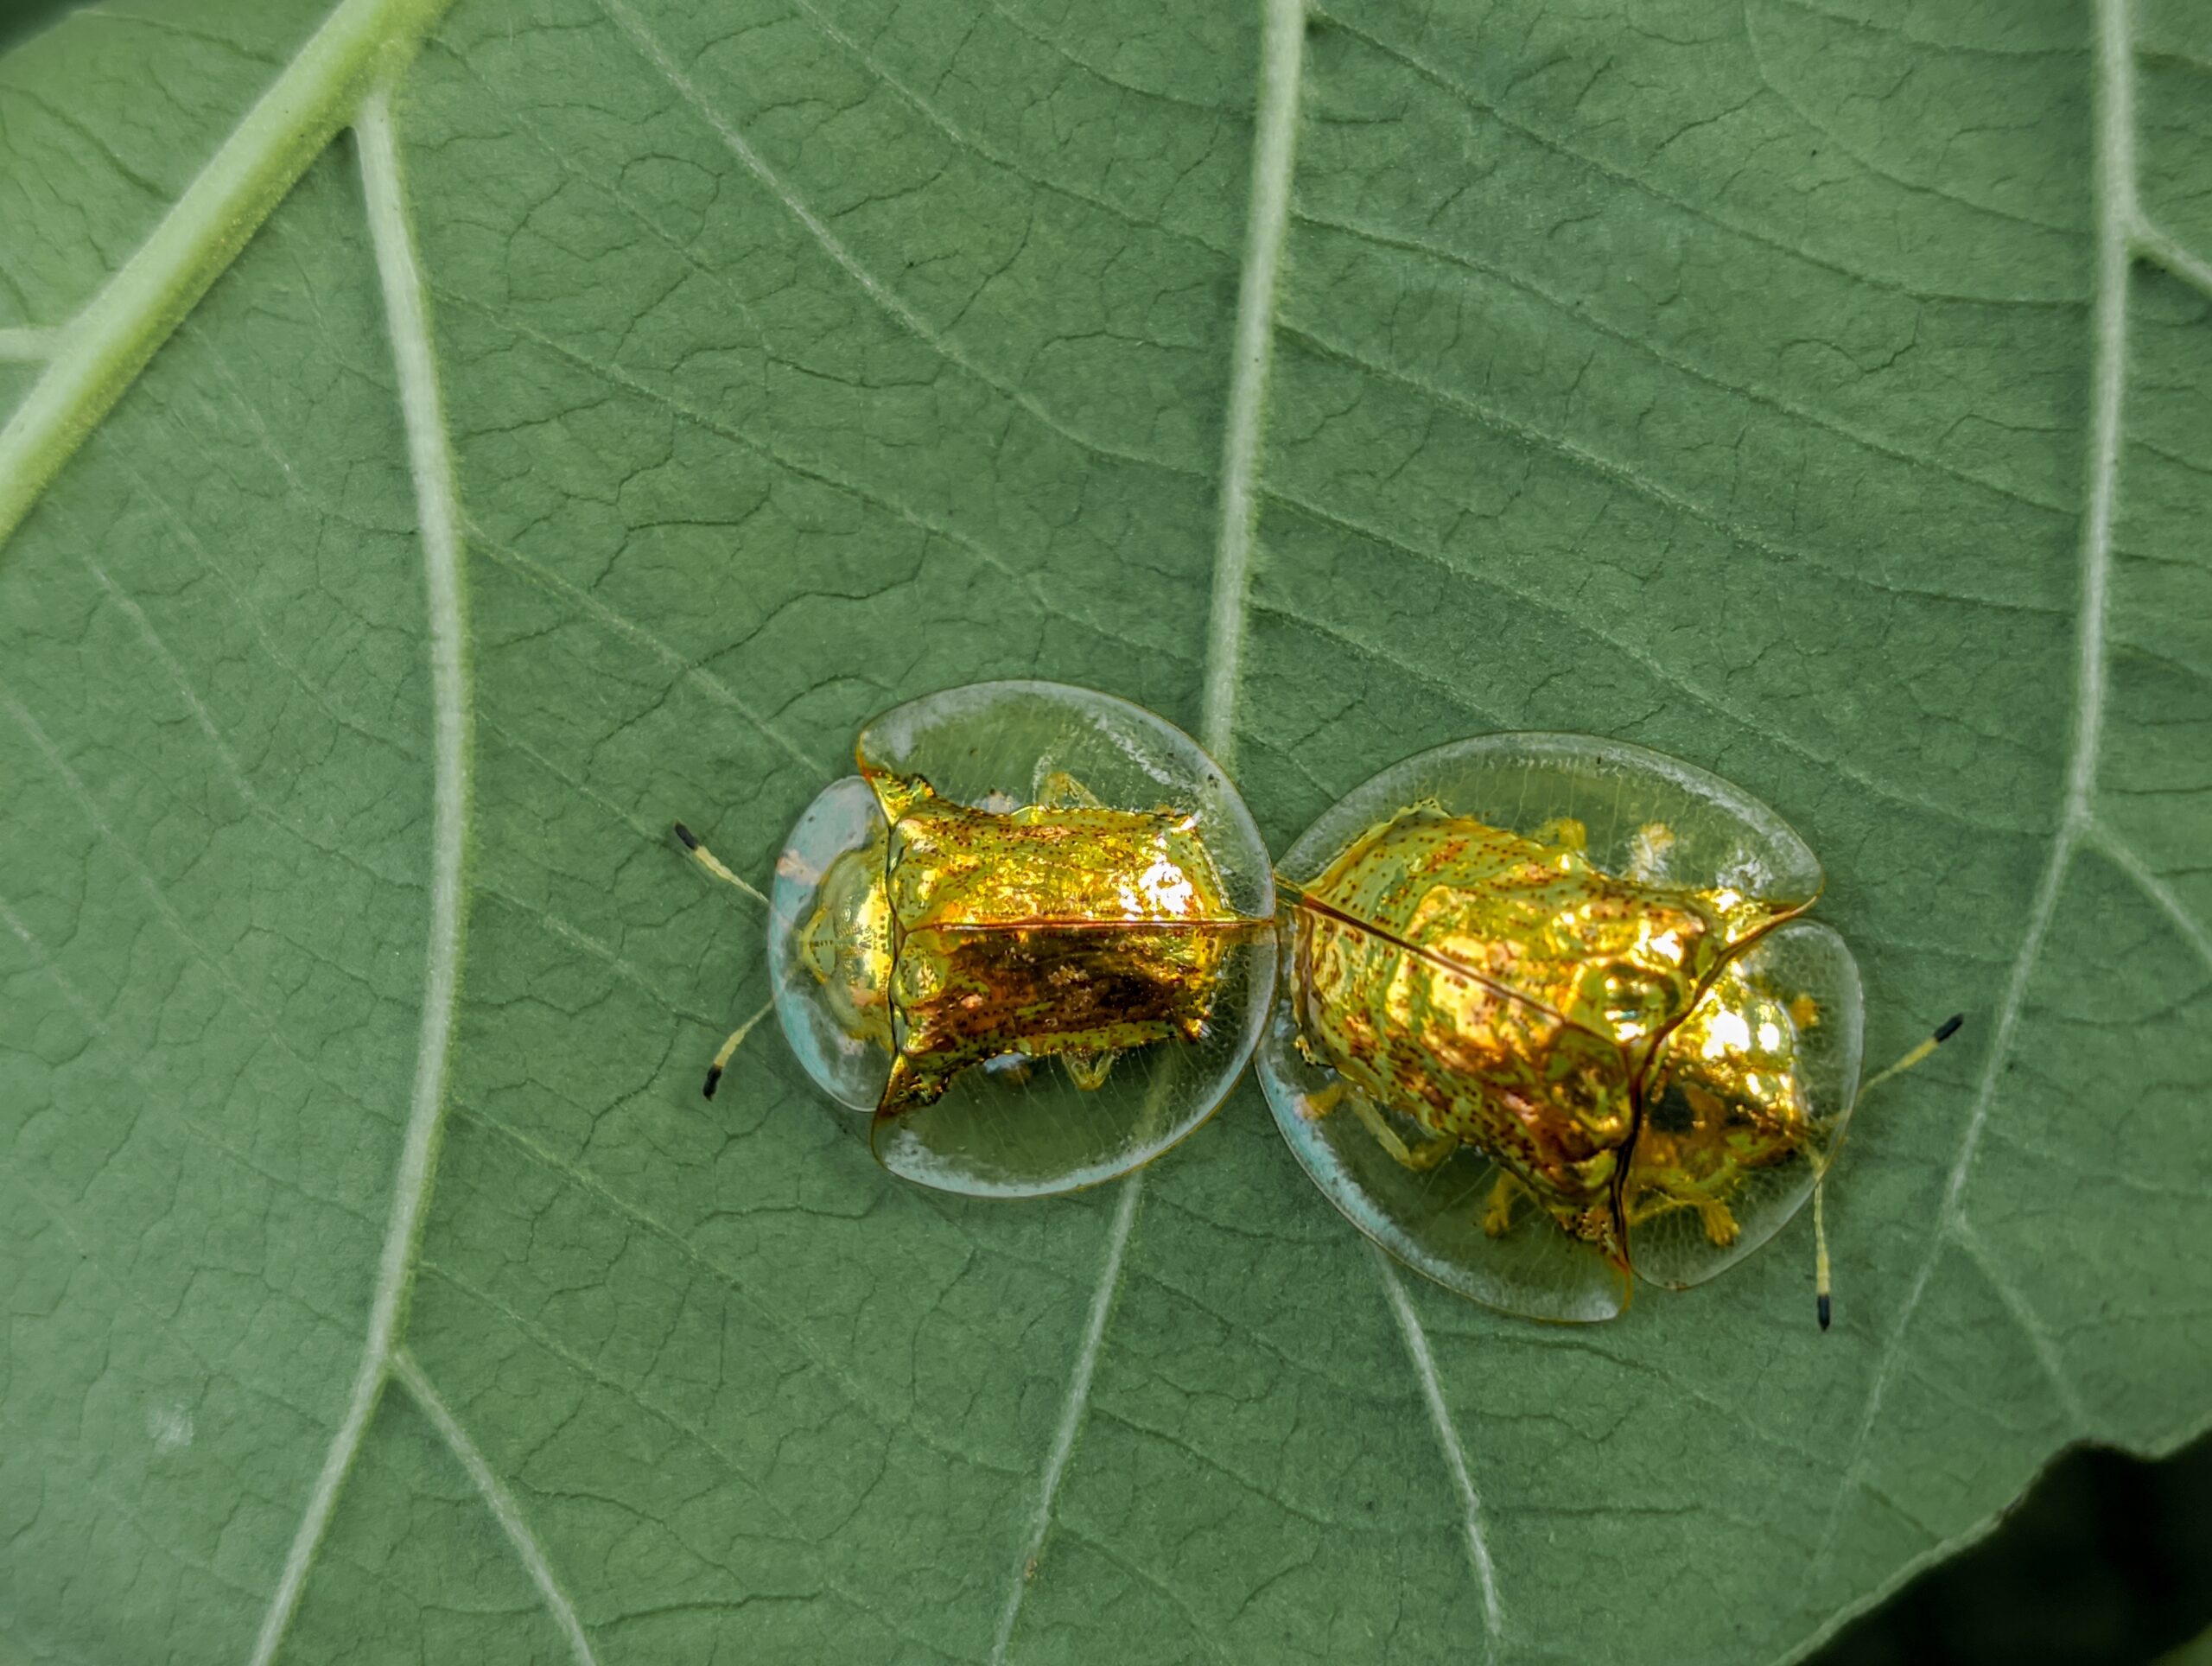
[768,680,1277,1199]
[1256,732,1862,1320]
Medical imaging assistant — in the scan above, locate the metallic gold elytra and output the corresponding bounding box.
[802,764,1250,1119]
[1291,805,1806,1251]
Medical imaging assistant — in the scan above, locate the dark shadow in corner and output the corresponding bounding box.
[1813,1430,2212,1665]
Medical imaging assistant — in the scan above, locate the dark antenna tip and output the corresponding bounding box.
[1817,1293,1832,1331]
[1934,1013,1964,1044]
[674,821,701,852]
[702,1065,723,1100]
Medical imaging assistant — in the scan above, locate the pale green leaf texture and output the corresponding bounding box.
[0,0,2206,1663]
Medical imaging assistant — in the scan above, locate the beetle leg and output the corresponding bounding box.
[1697,1197,1742,1247]
[1300,1080,1347,1118]
[1624,820,1677,882]
[1061,1047,1117,1091]
[1036,770,1107,811]
[1533,816,1588,854]
[1624,1184,1688,1229]
[1345,1090,1457,1172]
[1483,1173,1523,1237]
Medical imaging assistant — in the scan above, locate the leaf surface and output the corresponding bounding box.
[1,1,2207,1662]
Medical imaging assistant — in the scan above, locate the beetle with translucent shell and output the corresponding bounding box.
[1256,733,1961,1326]
[677,681,1278,1198]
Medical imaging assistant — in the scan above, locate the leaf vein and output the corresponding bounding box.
[2087,821,2212,972]
[467,521,820,775]
[392,1351,600,1666]
[448,1103,1019,1475]
[2133,216,2212,302]
[248,85,474,1665]
[1284,215,2082,536]
[592,0,1199,482]
[1379,1250,1503,1656]
[780,0,1235,259]
[1306,4,2075,308]
[1950,1217,2088,1428]
[1811,0,2139,1575]
[433,284,1113,640]
[990,2,1306,1656]
[1253,498,2010,831]
[0,684,388,1114]
[1739,0,2077,236]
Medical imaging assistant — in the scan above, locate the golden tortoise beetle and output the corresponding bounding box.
[677,681,1277,1199]
[677,705,1953,1321]
[1255,732,1959,1326]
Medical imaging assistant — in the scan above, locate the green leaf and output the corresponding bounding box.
[2,0,2206,1661]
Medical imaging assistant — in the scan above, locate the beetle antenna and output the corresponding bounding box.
[674,821,770,906]
[1815,1183,1833,1331]
[701,1003,771,1101]
[1814,1014,1966,1332]
[1852,1012,1965,1110]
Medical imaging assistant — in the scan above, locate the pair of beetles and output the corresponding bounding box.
[675,681,1958,1328]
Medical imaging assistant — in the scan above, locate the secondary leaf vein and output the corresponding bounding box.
[393,1351,601,1666]
[247,83,475,1666]
[989,2,1306,1656]
[1811,0,2139,1574]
